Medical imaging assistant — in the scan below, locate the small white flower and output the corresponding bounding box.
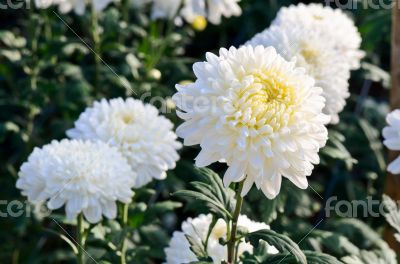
[67,98,182,187]
[148,0,242,25]
[173,45,329,199]
[247,23,350,124]
[164,214,277,263]
[383,109,400,174]
[16,139,135,223]
[272,3,364,70]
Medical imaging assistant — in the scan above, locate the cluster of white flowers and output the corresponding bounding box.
[17,98,181,223]
[164,214,278,263]
[67,98,182,187]
[247,3,363,124]
[17,139,135,223]
[143,0,242,26]
[173,45,329,198]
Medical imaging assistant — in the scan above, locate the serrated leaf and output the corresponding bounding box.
[358,118,386,171]
[245,229,307,264]
[173,168,234,220]
[174,190,232,219]
[251,251,342,264]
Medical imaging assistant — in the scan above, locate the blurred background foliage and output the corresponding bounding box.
[0,0,397,263]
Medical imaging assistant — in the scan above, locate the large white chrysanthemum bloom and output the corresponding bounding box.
[67,98,182,188]
[383,109,400,174]
[16,139,135,223]
[247,24,350,124]
[164,214,277,263]
[173,46,329,199]
[272,3,364,70]
[148,0,241,25]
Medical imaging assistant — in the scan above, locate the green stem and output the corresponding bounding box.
[29,5,38,91]
[227,181,244,264]
[77,214,85,264]
[120,203,129,264]
[121,0,129,26]
[42,10,52,41]
[91,4,101,89]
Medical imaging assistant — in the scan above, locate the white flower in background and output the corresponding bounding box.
[147,0,242,25]
[150,0,182,20]
[67,98,182,188]
[16,139,135,223]
[164,214,277,263]
[57,0,115,15]
[383,109,400,174]
[247,24,350,124]
[34,0,55,9]
[173,46,329,199]
[382,194,400,243]
[32,0,115,15]
[273,3,364,70]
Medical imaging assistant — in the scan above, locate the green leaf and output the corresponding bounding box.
[247,251,342,264]
[321,129,357,170]
[361,62,390,89]
[245,229,307,264]
[174,190,232,219]
[173,168,235,220]
[358,118,386,172]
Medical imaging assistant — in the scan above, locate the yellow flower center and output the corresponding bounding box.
[121,113,134,124]
[191,16,207,32]
[229,71,297,132]
[300,42,324,76]
[312,15,323,20]
[210,220,227,240]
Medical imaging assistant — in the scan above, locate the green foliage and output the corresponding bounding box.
[174,168,235,220]
[0,0,397,263]
[245,229,307,264]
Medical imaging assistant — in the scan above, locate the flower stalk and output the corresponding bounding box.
[28,5,39,91]
[90,4,101,89]
[227,181,244,263]
[120,203,129,264]
[77,214,85,264]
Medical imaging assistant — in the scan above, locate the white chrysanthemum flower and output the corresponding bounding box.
[383,109,400,174]
[247,24,350,124]
[148,0,241,25]
[164,214,277,263]
[272,3,364,70]
[16,139,135,223]
[67,98,182,188]
[173,46,329,199]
